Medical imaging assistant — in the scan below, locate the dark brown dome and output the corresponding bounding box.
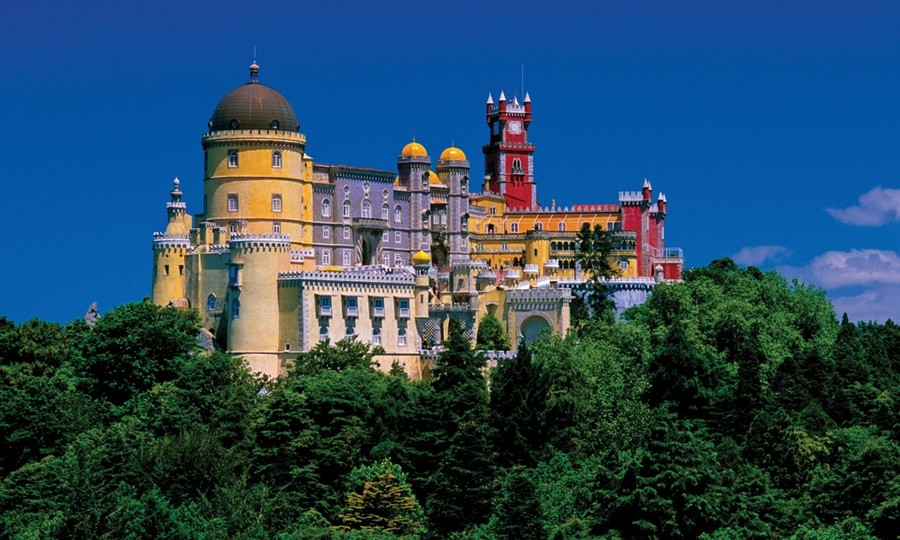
[208,63,299,132]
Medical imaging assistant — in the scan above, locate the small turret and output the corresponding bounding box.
[486,93,494,119]
[642,178,652,202]
[499,90,507,115]
[524,91,532,126]
[657,192,667,215]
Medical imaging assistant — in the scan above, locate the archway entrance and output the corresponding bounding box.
[520,315,551,344]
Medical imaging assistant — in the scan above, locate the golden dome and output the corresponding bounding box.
[411,250,431,265]
[401,141,428,158]
[427,170,443,185]
[440,146,466,161]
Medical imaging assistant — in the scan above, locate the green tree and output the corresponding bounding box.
[338,471,423,536]
[489,467,546,540]
[76,301,201,404]
[293,336,384,376]
[476,313,510,351]
[575,223,618,322]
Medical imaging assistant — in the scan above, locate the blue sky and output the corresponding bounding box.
[1,1,898,324]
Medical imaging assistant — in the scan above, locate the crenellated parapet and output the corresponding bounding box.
[228,233,291,251]
[152,232,191,250]
[507,287,572,308]
[279,267,415,288]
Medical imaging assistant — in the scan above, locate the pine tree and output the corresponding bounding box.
[338,471,422,535]
[490,467,546,540]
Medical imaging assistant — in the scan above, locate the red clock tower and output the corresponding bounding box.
[482,91,536,210]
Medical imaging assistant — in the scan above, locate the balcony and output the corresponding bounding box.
[372,306,385,318]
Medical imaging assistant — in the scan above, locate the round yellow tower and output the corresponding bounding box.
[200,61,313,250]
[151,178,191,305]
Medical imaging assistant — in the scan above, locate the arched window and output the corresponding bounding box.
[231,299,240,319]
[361,200,372,218]
[558,222,566,232]
[510,223,519,233]
[551,242,557,250]
[534,222,543,231]
[343,226,351,240]
[395,205,402,223]
[487,224,495,234]
[343,250,351,266]
[381,204,389,220]
[207,294,216,311]
[342,200,351,218]
[461,176,468,194]
[321,199,331,217]
[271,194,282,213]
[512,158,523,173]
[272,150,282,168]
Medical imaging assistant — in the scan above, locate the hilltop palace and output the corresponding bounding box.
[151,62,683,378]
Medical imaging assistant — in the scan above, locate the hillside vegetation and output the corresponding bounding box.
[0,260,897,539]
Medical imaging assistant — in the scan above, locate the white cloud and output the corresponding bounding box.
[831,285,900,323]
[732,245,790,266]
[802,249,900,289]
[778,249,900,323]
[826,186,900,226]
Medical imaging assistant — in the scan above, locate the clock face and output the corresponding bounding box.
[507,121,523,135]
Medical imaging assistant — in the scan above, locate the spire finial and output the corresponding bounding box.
[249,49,260,83]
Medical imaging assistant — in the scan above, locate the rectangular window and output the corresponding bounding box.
[395,207,402,223]
[322,249,331,265]
[343,250,351,266]
[383,231,389,242]
[178,265,184,276]
[272,194,282,213]
[372,330,381,346]
[323,226,330,239]
[489,207,496,215]
[395,254,403,266]
[228,264,240,287]
[510,223,519,233]
[398,330,407,347]
[227,194,238,212]
[273,222,281,233]
[383,252,390,266]
[346,297,359,317]
[343,227,351,240]
[319,296,332,316]
[397,299,410,318]
[395,231,401,243]
[381,206,389,220]
[227,149,238,168]
[372,297,384,318]
[164,264,170,276]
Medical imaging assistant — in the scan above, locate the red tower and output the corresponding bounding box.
[482,91,536,210]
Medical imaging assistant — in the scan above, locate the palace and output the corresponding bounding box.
[151,61,683,378]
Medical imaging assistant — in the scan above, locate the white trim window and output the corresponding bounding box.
[272,150,282,168]
[227,194,239,212]
[361,200,372,218]
[342,200,351,218]
[510,223,519,233]
[322,249,331,265]
[322,199,331,217]
[382,252,390,266]
[272,194,282,213]
[398,327,407,347]
[343,250,351,266]
[272,222,281,234]
[343,227,351,240]
[227,149,238,168]
[558,222,566,232]
[394,205,402,223]
[395,231,401,243]
[382,231,389,242]
[323,226,330,239]
[381,204,389,220]
[372,326,381,346]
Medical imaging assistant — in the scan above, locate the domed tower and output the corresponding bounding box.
[437,146,471,265]
[397,141,432,258]
[151,179,192,305]
[199,61,313,250]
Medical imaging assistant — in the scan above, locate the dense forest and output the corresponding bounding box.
[1,259,898,539]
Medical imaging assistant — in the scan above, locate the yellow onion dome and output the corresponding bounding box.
[411,250,431,265]
[440,146,466,161]
[401,141,428,158]
[427,170,443,184]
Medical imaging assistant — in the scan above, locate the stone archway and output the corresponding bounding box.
[520,315,551,344]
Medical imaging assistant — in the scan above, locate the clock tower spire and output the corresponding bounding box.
[482,89,536,210]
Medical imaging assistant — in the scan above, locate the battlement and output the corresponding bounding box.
[619,191,645,203]
[279,266,415,285]
[229,233,291,249]
[152,232,191,250]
